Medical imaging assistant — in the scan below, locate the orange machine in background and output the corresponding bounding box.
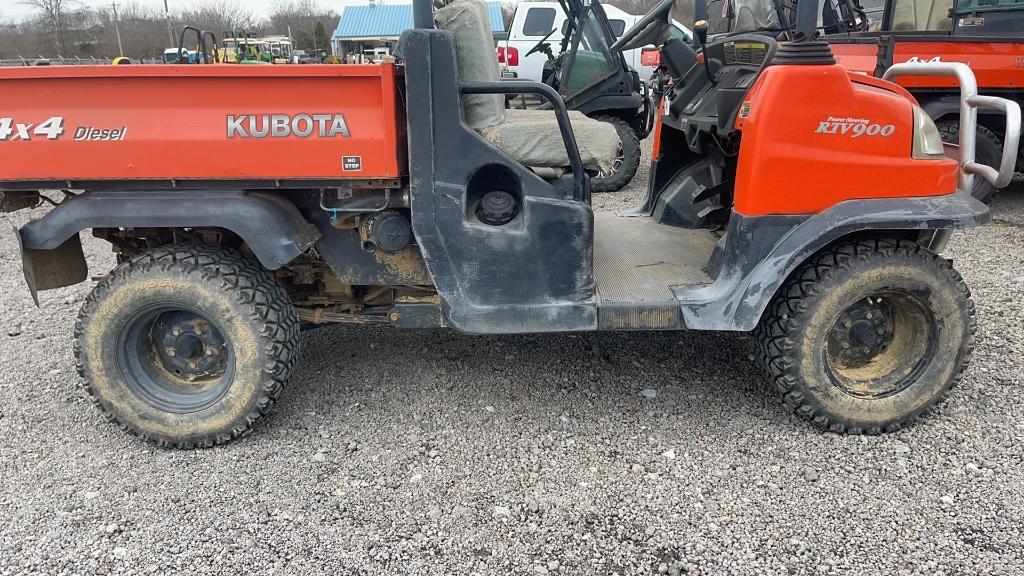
[830,40,1024,90]
[0,64,406,184]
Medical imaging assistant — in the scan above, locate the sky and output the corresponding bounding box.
[1,0,369,22]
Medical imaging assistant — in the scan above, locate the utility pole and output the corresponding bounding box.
[111,2,124,57]
[164,0,175,47]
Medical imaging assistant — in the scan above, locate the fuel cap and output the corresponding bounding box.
[477,191,518,226]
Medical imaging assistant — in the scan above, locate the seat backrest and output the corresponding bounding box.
[434,0,505,129]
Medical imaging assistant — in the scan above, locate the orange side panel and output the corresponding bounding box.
[831,40,1024,90]
[732,65,958,216]
[651,95,665,160]
[0,64,406,182]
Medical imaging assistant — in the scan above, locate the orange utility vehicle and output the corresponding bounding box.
[825,0,1024,202]
[1,0,1018,447]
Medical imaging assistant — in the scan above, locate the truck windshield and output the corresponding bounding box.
[562,16,620,97]
[954,0,1024,12]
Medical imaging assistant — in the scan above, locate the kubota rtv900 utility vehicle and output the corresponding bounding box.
[0,0,1018,447]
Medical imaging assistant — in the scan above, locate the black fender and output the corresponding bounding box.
[677,191,990,331]
[17,190,319,301]
[917,94,963,123]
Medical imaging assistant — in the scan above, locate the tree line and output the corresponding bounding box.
[0,0,696,61]
[0,0,339,60]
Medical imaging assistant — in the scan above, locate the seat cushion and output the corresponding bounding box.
[478,109,621,173]
[434,0,505,130]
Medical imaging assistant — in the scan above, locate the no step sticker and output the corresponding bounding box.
[342,156,362,171]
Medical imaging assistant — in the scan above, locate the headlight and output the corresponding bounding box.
[912,105,945,159]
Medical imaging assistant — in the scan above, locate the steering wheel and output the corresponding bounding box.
[525,28,558,58]
[610,0,676,53]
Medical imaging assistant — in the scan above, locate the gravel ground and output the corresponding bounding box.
[2,149,1023,575]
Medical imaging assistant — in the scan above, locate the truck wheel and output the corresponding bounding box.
[753,237,975,434]
[591,116,641,193]
[74,245,299,448]
[937,120,1001,203]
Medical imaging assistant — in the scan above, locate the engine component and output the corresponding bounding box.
[362,210,412,253]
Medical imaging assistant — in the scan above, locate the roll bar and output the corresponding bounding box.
[883,62,1021,190]
[413,0,434,29]
[461,81,591,203]
[176,26,220,64]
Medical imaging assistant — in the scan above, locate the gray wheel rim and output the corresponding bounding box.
[115,304,235,413]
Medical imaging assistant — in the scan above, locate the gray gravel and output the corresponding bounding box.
[2,156,1024,574]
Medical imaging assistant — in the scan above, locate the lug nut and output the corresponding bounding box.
[167,348,176,357]
[205,347,216,356]
[172,328,181,336]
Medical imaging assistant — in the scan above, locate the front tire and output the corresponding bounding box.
[937,120,1002,204]
[74,245,299,448]
[590,115,641,193]
[753,237,975,434]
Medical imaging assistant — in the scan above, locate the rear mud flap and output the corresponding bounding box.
[16,228,87,306]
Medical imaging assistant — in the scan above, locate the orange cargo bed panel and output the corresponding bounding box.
[831,40,1024,90]
[0,64,406,183]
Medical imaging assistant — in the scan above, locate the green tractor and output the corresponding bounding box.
[222,30,274,64]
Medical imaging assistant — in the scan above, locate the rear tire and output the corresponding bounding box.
[74,245,299,448]
[753,237,975,434]
[937,120,1001,204]
[590,115,641,193]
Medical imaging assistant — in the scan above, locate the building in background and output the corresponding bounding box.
[331,1,505,63]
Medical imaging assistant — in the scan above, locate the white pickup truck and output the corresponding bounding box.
[498,1,692,82]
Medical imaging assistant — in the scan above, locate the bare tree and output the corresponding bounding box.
[21,0,78,54]
[500,0,516,28]
[180,0,260,36]
[93,3,173,60]
[268,0,338,51]
[270,0,318,18]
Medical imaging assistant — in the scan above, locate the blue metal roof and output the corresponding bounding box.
[332,2,504,40]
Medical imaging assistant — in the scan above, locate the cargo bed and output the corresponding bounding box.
[0,64,406,189]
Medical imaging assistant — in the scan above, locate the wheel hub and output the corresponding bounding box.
[824,291,935,400]
[153,311,228,380]
[173,333,203,360]
[849,320,879,347]
[829,298,893,369]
